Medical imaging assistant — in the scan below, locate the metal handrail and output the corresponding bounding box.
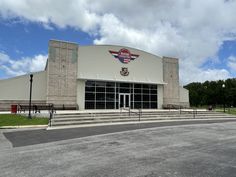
[178,107,198,118]
[49,108,54,127]
[120,107,142,121]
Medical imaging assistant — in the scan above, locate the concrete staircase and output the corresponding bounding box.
[49,110,236,128]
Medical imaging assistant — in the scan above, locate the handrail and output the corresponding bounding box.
[179,107,198,118]
[120,107,142,121]
[49,108,54,127]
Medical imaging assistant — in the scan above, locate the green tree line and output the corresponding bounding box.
[184,78,236,107]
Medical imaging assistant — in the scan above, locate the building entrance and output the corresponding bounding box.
[119,93,130,109]
[85,80,158,109]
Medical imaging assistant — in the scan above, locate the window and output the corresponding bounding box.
[85,80,158,109]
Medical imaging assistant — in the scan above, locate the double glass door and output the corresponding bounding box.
[119,93,130,109]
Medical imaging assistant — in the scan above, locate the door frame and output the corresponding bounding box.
[119,93,130,109]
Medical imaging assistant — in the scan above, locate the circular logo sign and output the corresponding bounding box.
[118,48,131,64]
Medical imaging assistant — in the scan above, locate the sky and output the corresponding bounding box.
[0,0,236,85]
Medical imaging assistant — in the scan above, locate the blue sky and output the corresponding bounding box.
[0,18,93,59]
[1,0,236,85]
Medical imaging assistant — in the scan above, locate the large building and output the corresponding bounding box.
[0,40,189,110]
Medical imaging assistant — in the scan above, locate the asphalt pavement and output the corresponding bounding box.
[3,118,236,147]
[1,120,236,177]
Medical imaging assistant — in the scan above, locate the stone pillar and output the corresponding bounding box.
[163,56,180,107]
[157,85,163,109]
[46,40,78,106]
[77,79,85,110]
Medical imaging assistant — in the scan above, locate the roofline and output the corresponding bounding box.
[49,39,78,45]
[48,39,177,59]
[80,44,163,59]
[0,71,45,81]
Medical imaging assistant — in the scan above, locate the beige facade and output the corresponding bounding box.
[0,39,189,110]
[179,86,190,107]
[0,71,46,110]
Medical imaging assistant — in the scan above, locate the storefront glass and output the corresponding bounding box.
[85,80,158,109]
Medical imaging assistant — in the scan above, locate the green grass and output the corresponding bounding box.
[0,114,49,127]
[215,108,236,115]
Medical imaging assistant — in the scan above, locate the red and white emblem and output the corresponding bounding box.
[109,48,139,64]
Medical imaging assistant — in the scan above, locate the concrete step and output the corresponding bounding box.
[51,116,193,126]
[53,113,235,120]
[51,115,236,125]
[50,111,236,127]
[52,114,236,122]
[51,116,236,127]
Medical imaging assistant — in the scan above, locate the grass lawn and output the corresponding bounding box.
[0,114,49,127]
[215,108,236,115]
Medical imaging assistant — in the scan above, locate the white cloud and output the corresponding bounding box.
[1,0,236,84]
[180,66,231,84]
[0,52,47,78]
[0,52,10,64]
[227,55,236,73]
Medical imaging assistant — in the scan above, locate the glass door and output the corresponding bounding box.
[119,93,130,109]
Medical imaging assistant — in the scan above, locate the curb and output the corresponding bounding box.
[0,125,48,129]
[47,117,236,130]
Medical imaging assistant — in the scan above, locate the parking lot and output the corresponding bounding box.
[1,121,236,177]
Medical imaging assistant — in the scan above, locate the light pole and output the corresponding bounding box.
[28,74,33,119]
[222,83,225,113]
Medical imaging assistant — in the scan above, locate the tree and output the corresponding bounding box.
[184,78,236,107]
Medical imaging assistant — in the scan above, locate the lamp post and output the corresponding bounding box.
[222,83,225,113]
[28,74,33,119]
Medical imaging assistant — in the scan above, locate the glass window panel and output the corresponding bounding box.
[143,94,150,101]
[96,102,105,109]
[119,94,124,108]
[150,89,157,94]
[85,101,95,109]
[134,102,142,109]
[106,87,115,92]
[151,102,157,109]
[131,94,134,101]
[106,82,115,87]
[125,94,130,107]
[143,84,149,89]
[130,101,134,109]
[120,83,130,88]
[96,81,105,87]
[96,87,105,92]
[85,86,95,92]
[150,85,157,90]
[106,93,115,101]
[116,102,119,109]
[143,89,150,94]
[151,95,157,101]
[86,81,95,87]
[85,81,158,110]
[120,88,130,93]
[115,94,119,102]
[143,102,150,109]
[134,84,141,89]
[96,93,105,100]
[106,102,115,109]
[85,92,95,101]
[134,89,141,94]
[134,94,142,101]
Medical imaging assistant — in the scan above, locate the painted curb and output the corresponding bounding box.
[0,125,48,129]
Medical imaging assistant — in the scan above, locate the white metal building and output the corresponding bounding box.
[0,40,189,110]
